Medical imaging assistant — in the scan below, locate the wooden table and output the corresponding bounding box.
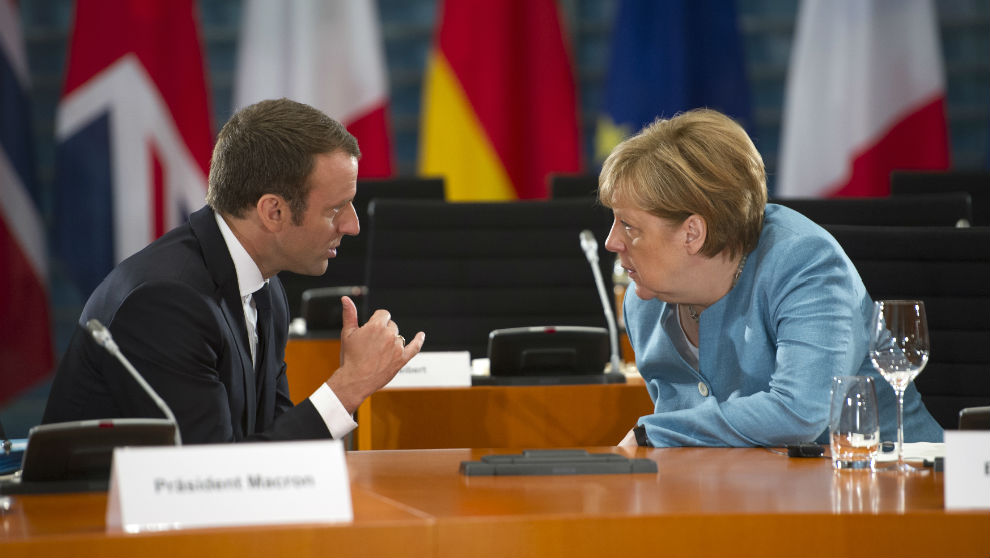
[355,382,653,450]
[286,337,653,450]
[0,485,432,557]
[284,337,341,404]
[2,447,986,557]
[348,447,989,557]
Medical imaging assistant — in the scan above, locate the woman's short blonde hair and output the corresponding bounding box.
[598,109,767,259]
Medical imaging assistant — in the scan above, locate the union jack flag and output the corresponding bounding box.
[53,0,214,297]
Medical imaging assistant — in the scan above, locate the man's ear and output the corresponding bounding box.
[683,214,707,255]
[256,194,288,232]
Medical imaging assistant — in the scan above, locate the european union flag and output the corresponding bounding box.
[596,0,752,162]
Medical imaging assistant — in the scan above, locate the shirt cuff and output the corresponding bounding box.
[309,383,357,439]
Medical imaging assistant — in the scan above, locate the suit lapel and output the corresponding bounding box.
[189,206,257,436]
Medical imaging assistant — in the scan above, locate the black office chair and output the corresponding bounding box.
[824,225,990,430]
[363,198,615,360]
[772,193,972,227]
[891,170,989,226]
[278,177,445,322]
[548,174,599,199]
[549,174,976,226]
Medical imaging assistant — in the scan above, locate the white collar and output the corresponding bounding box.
[214,210,266,299]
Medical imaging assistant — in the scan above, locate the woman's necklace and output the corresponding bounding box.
[685,254,748,323]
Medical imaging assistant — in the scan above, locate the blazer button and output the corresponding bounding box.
[698,382,710,397]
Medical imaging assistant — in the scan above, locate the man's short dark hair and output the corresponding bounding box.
[206,98,360,225]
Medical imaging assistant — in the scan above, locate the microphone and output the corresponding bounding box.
[86,319,182,445]
[579,230,622,374]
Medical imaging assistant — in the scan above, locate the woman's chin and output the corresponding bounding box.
[633,284,660,300]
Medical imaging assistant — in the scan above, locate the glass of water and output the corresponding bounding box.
[829,375,880,470]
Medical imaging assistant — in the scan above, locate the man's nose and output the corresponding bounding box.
[340,203,360,236]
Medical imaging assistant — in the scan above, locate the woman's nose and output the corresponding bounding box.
[604,223,623,253]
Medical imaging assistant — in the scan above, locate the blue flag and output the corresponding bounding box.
[596,0,752,162]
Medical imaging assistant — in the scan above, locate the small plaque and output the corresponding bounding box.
[384,351,472,388]
[106,440,352,532]
[944,431,990,510]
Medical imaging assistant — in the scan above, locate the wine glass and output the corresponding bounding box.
[869,300,929,473]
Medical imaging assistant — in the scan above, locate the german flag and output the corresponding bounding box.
[419,0,581,201]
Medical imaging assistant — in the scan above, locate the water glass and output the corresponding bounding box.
[829,376,880,470]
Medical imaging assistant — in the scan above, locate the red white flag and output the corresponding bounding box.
[777,0,950,198]
[234,0,394,177]
[1,0,54,401]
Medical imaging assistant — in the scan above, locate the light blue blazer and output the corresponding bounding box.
[624,204,943,447]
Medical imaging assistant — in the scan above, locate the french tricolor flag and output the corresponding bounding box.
[1,0,54,401]
[234,0,394,178]
[53,0,214,297]
[777,0,950,198]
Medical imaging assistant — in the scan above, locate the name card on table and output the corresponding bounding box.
[944,431,990,510]
[384,351,472,388]
[106,440,352,533]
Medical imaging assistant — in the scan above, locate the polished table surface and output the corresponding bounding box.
[2,447,987,557]
[0,484,433,557]
[348,447,989,557]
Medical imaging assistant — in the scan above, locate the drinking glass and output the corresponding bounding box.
[869,300,929,473]
[829,376,880,470]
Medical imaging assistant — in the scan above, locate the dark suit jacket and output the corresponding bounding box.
[43,206,330,443]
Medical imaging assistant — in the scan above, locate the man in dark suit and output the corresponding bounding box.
[42,99,425,443]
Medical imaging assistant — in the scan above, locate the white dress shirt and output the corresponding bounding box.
[214,212,357,438]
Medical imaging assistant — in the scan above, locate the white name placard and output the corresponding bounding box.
[944,431,990,510]
[384,351,472,388]
[106,439,352,533]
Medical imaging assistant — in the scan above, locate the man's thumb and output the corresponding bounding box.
[340,296,358,333]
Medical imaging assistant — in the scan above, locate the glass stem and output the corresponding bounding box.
[896,388,906,469]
